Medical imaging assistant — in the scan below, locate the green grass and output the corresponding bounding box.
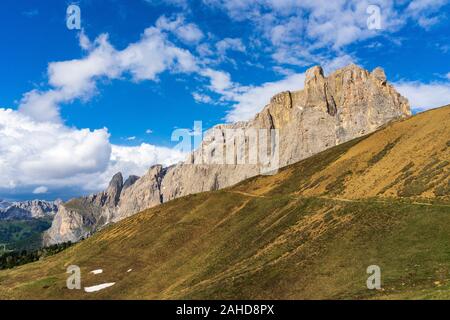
[0,218,52,253]
[368,137,400,165]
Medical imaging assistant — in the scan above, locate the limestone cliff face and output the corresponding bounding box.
[43,64,411,245]
[43,173,124,244]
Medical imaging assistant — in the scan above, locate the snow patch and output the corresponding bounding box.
[90,269,103,274]
[84,283,115,292]
[127,269,132,273]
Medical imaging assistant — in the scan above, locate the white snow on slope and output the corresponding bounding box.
[84,283,115,292]
[90,269,103,274]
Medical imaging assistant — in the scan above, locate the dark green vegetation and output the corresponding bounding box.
[0,106,448,299]
[0,218,52,253]
[368,137,401,165]
[0,242,72,270]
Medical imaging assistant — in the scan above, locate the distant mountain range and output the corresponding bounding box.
[0,200,60,252]
[0,199,60,220]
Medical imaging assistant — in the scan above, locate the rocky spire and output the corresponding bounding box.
[44,64,412,246]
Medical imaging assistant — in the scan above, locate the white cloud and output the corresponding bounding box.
[143,0,188,9]
[85,143,186,191]
[200,68,234,94]
[407,0,448,12]
[406,0,448,28]
[156,15,204,44]
[19,90,66,123]
[216,38,246,54]
[394,81,450,111]
[192,92,214,104]
[126,136,137,141]
[110,143,185,176]
[5,18,245,195]
[33,186,48,194]
[0,108,111,188]
[19,25,199,122]
[48,35,119,93]
[204,0,399,64]
[196,43,214,57]
[146,129,153,134]
[322,55,355,74]
[272,66,294,76]
[0,108,185,193]
[203,0,448,65]
[224,72,306,122]
[79,31,92,51]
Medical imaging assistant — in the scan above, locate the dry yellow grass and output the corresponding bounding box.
[0,106,449,300]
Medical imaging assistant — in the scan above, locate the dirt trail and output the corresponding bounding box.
[229,191,267,198]
[318,196,450,208]
[228,191,450,208]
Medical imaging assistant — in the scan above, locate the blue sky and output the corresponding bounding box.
[0,0,450,200]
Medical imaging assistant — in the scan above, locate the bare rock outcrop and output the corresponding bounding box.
[43,174,127,244]
[44,64,411,245]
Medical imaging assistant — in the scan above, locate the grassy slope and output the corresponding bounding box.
[0,106,449,300]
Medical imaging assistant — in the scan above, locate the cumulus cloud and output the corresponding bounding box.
[19,25,198,122]
[200,68,234,94]
[204,0,448,65]
[216,38,246,54]
[12,5,447,198]
[224,73,306,122]
[143,0,189,9]
[394,81,450,111]
[109,143,185,177]
[156,15,204,44]
[0,108,185,194]
[192,92,214,104]
[82,143,186,191]
[0,108,110,189]
[322,55,355,74]
[5,18,234,196]
[406,0,448,28]
[33,186,48,194]
[272,66,294,76]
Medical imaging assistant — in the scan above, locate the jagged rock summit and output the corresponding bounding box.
[44,64,411,245]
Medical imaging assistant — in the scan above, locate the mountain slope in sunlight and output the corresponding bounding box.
[0,106,449,300]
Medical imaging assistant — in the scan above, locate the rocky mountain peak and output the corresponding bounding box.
[123,175,140,191]
[371,67,387,85]
[305,65,325,84]
[108,172,124,189]
[104,172,124,207]
[43,63,412,246]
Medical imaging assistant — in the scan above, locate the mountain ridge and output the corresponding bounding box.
[1,105,448,299]
[44,63,411,245]
[0,199,60,220]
